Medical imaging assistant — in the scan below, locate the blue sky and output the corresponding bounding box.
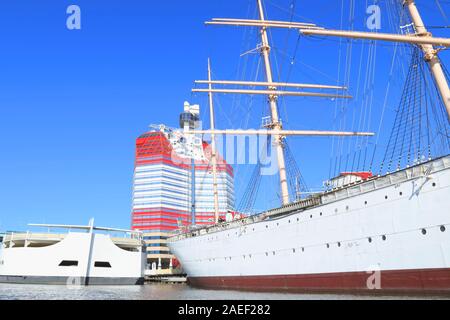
[0,0,448,231]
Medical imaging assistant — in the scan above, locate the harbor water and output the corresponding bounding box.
[0,283,447,300]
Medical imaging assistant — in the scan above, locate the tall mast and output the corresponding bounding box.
[404,0,450,121]
[207,58,220,223]
[257,0,290,206]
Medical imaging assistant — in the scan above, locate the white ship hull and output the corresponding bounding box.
[168,156,450,293]
[0,232,146,285]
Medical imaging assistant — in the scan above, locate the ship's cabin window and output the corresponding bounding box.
[94,261,112,268]
[441,226,446,232]
[59,260,78,267]
[432,182,436,187]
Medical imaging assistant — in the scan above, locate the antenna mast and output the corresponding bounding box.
[257,0,290,206]
[207,59,220,223]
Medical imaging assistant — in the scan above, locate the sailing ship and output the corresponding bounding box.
[168,0,450,293]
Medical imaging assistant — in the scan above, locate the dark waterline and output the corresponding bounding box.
[0,283,448,300]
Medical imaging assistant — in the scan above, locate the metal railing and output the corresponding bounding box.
[169,155,450,242]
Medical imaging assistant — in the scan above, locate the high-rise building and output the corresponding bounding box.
[131,102,235,271]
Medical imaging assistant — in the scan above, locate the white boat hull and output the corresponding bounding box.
[0,232,146,286]
[169,156,450,293]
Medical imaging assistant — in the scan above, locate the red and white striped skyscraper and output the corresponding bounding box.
[131,102,234,270]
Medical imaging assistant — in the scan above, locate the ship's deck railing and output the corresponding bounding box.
[3,231,144,249]
[321,155,449,204]
[2,232,67,248]
[168,155,450,242]
[169,195,323,242]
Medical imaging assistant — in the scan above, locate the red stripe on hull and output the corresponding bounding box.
[188,268,450,294]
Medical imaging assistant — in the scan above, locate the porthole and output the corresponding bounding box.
[440,226,446,232]
[297,218,299,222]
[382,235,387,241]
[266,225,268,229]
[346,206,349,210]
[292,248,296,253]
[272,251,276,255]
[288,220,291,223]
[277,223,279,226]
[265,252,268,256]
[310,215,313,219]
[399,192,403,196]
[302,247,305,252]
[385,195,388,200]
[432,182,436,187]
[326,244,330,248]
[368,237,372,243]
[320,212,323,216]
[338,242,341,247]
[421,229,427,235]
[365,201,368,205]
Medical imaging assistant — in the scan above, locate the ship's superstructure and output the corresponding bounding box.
[131,102,234,270]
[0,220,145,285]
[168,0,450,293]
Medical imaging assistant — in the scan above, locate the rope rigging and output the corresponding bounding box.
[380,46,450,174]
[284,141,309,201]
[236,136,268,215]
